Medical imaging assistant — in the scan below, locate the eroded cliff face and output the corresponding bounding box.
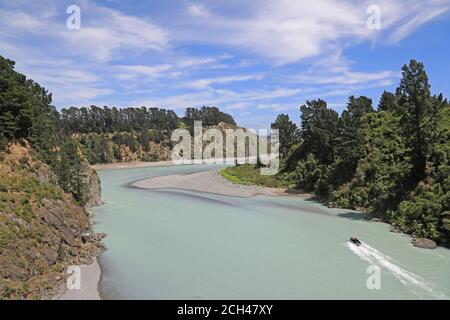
[0,144,104,299]
[84,165,103,208]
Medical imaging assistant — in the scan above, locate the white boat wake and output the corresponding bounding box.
[347,242,447,299]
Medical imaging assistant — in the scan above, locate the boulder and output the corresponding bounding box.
[93,232,107,241]
[412,238,437,249]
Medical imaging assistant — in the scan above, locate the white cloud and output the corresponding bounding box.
[175,0,368,63]
[177,54,232,68]
[59,87,114,102]
[187,4,211,17]
[294,70,398,85]
[184,74,264,89]
[174,0,450,63]
[0,1,169,63]
[114,64,173,80]
[133,86,309,112]
[388,6,450,43]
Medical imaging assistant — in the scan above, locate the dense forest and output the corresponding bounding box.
[270,60,450,245]
[0,55,95,205]
[59,105,235,164]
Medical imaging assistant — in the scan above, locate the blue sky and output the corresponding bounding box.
[1,0,449,128]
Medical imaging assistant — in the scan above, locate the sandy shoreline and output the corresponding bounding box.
[53,258,101,300]
[132,169,310,198]
[93,161,310,198]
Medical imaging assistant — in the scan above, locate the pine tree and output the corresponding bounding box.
[57,140,88,205]
[271,114,299,158]
[299,99,339,165]
[395,59,432,183]
[335,96,374,183]
[378,91,398,112]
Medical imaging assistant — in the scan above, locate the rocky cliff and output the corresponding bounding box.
[84,165,103,208]
[0,143,104,299]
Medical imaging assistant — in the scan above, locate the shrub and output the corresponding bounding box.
[19,156,29,165]
[0,182,7,193]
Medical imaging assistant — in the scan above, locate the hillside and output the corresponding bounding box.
[0,142,104,299]
[60,105,236,165]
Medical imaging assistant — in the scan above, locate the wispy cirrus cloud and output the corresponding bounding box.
[184,74,264,89]
[0,1,169,62]
[293,69,399,86]
[114,65,173,80]
[179,0,450,63]
[388,5,450,43]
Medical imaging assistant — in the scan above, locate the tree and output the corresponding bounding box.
[0,111,16,140]
[57,140,88,205]
[299,99,339,165]
[183,106,236,132]
[334,96,374,183]
[395,59,432,183]
[271,114,299,159]
[331,111,410,212]
[378,91,397,112]
[0,122,7,151]
[139,128,151,152]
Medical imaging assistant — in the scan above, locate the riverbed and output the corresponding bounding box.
[92,164,450,299]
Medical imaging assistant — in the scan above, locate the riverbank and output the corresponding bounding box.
[132,169,311,198]
[53,258,101,300]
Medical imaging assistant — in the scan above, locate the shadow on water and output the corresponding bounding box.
[255,200,330,216]
[337,211,368,221]
[136,188,242,209]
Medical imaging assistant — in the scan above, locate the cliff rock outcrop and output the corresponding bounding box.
[0,144,104,299]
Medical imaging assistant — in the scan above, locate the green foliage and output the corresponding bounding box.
[61,105,235,165]
[334,96,374,184]
[1,173,62,202]
[13,203,34,223]
[221,165,291,188]
[0,123,7,152]
[271,114,299,159]
[251,59,449,244]
[0,55,60,160]
[56,139,89,205]
[298,99,339,165]
[183,106,236,131]
[331,111,411,211]
[60,105,180,134]
[395,59,432,183]
[0,54,97,204]
[139,128,151,152]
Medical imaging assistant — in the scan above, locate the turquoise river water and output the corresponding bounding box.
[92,164,450,299]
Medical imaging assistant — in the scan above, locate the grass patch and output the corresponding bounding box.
[220,164,291,188]
[1,174,62,202]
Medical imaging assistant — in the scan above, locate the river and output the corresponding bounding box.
[92,164,450,299]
